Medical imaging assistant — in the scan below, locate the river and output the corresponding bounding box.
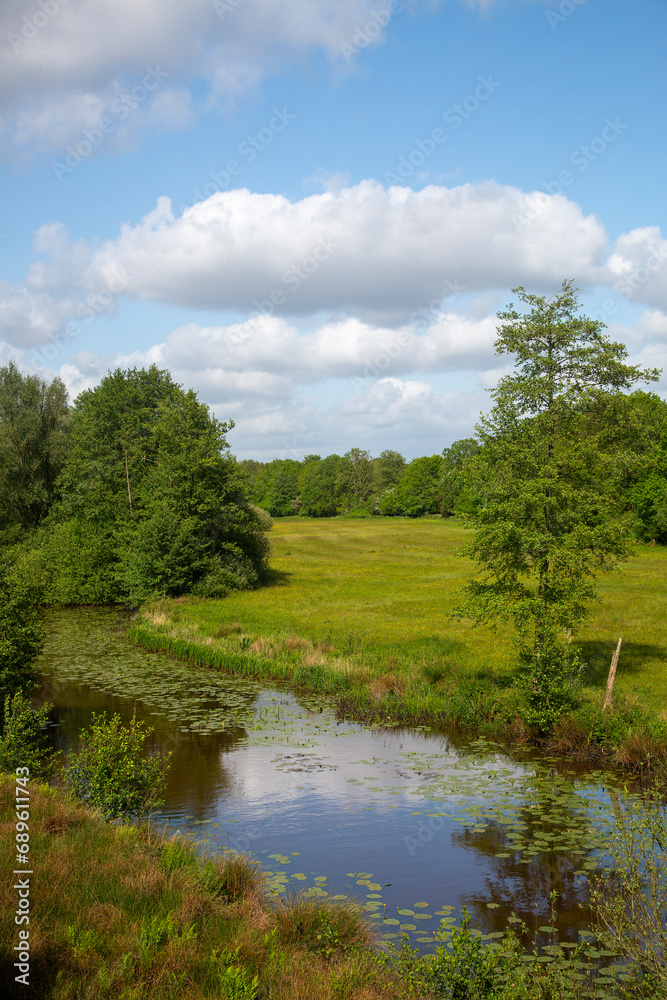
[35,606,627,952]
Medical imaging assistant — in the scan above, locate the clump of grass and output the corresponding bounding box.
[283,634,310,653]
[250,636,273,657]
[213,622,243,638]
[197,852,264,904]
[274,896,372,958]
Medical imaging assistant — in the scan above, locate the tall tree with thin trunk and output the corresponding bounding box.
[454,280,660,730]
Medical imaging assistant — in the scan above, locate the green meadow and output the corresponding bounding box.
[132,517,667,762]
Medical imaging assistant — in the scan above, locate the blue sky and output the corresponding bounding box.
[1,0,666,459]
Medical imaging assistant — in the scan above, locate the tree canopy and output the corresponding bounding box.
[0,362,69,544]
[12,366,269,603]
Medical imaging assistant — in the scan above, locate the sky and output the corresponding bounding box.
[1,0,666,461]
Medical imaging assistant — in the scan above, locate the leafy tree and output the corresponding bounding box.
[0,692,57,779]
[15,366,269,603]
[440,438,480,515]
[394,455,443,517]
[629,473,667,543]
[299,455,342,517]
[0,570,52,772]
[337,448,374,510]
[600,390,667,542]
[377,487,404,516]
[455,281,660,731]
[246,461,274,509]
[238,458,263,487]
[0,570,44,715]
[264,459,302,516]
[66,712,171,820]
[373,450,406,493]
[0,362,70,543]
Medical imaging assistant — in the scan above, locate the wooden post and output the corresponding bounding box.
[602,638,622,712]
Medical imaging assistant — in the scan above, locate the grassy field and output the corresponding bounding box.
[131,517,667,763]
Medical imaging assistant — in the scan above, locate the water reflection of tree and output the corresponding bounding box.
[158,727,245,817]
[452,817,592,945]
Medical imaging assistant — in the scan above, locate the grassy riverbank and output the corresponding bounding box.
[129,517,667,771]
[0,777,411,999]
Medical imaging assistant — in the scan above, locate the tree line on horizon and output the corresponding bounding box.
[1,350,667,611]
[239,441,480,519]
[240,402,667,543]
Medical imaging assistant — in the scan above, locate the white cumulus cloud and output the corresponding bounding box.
[82,181,608,321]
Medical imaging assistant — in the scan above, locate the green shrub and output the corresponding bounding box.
[591,792,667,998]
[65,712,171,819]
[516,639,582,734]
[0,572,44,713]
[0,692,57,778]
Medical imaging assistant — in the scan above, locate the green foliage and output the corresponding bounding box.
[337,448,374,511]
[118,504,211,603]
[373,449,406,492]
[299,454,342,516]
[395,455,443,517]
[455,281,660,731]
[0,362,70,544]
[11,518,121,604]
[377,486,403,516]
[387,909,528,999]
[139,912,183,952]
[211,949,259,999]
[441,438,481,516]
[264,459,303,516]
[0,691,57,778]
[13,366,269,604]
[0,570,44,712]
[516,638,582,734]
[65,712,171,819]
[629,472,667,543]
[0,571,49,772]
[591,792,667,998]
[159,836,198,874]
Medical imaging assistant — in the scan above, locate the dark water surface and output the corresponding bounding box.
[36,607,625,951]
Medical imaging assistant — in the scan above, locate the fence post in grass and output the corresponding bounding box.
[602,638,622,712]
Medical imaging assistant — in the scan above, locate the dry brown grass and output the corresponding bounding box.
[283,634,311,652]
[369,673,405,703]
[302,649,327,667]
[145,609,172,627]
[614,731,667,772]
[251,636,274,657]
